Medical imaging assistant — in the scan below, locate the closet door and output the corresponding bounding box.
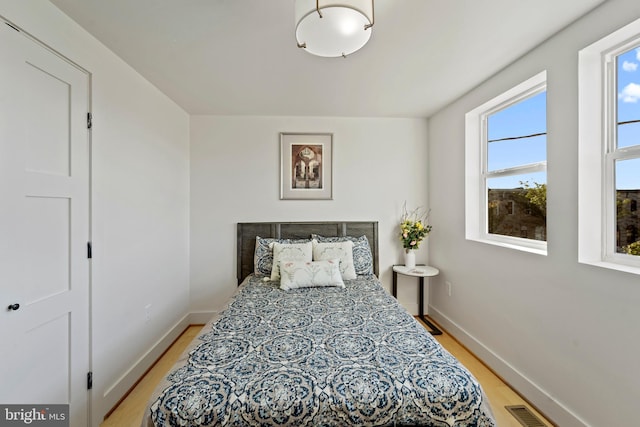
[0,21,91,427]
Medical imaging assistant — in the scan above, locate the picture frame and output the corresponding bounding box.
[280,132,333,200]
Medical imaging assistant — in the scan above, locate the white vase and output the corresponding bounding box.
[404,250,416,268]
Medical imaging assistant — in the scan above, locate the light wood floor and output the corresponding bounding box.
[100,326,203,427]
[101,321,553,427]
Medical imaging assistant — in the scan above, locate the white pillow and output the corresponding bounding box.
[280,259,345,290]
[312,239,357,280]
[270,241,313,281]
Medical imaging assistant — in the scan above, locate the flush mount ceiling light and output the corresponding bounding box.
[295,0,374,58]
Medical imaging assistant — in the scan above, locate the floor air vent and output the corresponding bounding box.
[505,405,547,427]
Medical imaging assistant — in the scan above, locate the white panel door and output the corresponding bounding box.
[0,21,90,427]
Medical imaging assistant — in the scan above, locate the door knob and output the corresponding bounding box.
[7,303,20,311]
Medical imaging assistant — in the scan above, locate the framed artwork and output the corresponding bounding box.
[280,132,333,200]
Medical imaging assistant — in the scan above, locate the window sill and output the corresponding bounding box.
[467,236,548,256]
[580,259,640,276]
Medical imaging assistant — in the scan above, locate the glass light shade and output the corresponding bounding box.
[295,0,373,58]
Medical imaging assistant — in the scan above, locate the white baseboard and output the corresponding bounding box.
[188,311,215,324]
[428,305,589,427]
[101,311,216,422]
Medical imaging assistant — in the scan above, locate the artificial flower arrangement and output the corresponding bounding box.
[399,203,432,252]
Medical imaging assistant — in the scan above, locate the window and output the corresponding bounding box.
[465,71,547,255]
[506,200,514,216]
[579,18,640,274]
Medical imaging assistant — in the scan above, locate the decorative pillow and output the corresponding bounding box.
[312,239,357,280]
[311,234,374,275]
[270,241,313,281]
[254,237,310,275]
[279,259,345,290]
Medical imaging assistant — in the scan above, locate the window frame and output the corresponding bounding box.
[579,17,640,275]
[465,70,548,255]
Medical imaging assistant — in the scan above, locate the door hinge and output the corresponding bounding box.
[87,242,92,259]
[87,112,92,129]
[87,372,93,390]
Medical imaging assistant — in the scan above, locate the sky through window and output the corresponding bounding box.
[617,47,640,190]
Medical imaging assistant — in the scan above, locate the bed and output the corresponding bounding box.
[142,221,496,426]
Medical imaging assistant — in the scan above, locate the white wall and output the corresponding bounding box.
[428,0,640,426]
[190,116,429,314]
[0,2,191,425]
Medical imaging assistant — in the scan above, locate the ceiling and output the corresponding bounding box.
[49,0,605,118]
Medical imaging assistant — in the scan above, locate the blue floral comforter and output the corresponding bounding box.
[145,274,496,426]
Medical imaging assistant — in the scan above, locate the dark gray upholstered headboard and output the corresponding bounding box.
[237,221,379,284]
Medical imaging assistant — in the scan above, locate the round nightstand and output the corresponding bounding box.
[392,265,441,335]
